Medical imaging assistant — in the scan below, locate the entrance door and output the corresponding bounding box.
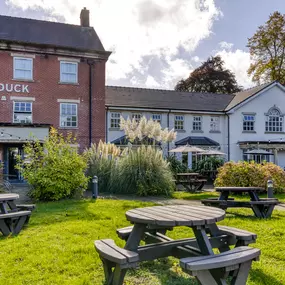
[4,146,24,182]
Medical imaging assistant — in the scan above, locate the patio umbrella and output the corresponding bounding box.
[200,149,226,156]
[169,145,204,153]
[244,149,273,155]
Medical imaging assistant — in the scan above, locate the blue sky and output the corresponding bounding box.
[1,0,285,89]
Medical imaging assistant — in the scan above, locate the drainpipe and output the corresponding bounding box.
[106,106,109,142]
[226,113,230,161]
[87,60,95,147]
[167,110,170,156]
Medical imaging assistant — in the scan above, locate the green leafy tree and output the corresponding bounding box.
[247,11,285,85]
[175,56,242,94]
[17,127,88,201]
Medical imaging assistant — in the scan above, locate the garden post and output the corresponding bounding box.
[267,179,273,198]
[92,175,98,199]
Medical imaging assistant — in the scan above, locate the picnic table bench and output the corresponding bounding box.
[202,187,279,218]
[0,193,34,236]
[95,205,260,285]
[175,173,207,192]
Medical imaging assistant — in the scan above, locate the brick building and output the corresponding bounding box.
[0,8,110,181]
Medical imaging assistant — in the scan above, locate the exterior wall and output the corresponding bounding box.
[0,50,106,151]
[107,109,227,156]
[228,85,285,166]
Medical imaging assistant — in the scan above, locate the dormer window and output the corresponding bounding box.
[265,107,283,132]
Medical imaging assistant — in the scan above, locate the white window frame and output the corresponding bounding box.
[60,61,78,84]
[13,101,33,124]
[13,57,33,80]
[152,114,162,124]
[243,114,255,132]
[60,103,78,128]
[132,113,141,123]
[193,116,202,131]
[210,116,220,132]
[174,115,184,130]
[110,112,121,129]
[265,107,283,132]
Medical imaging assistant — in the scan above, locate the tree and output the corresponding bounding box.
[175,56,242,94]
[247,11,285,85]
[17,128,88,201]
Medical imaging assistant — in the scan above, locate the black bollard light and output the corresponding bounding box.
[267,179,273,198]
[92,175,98,199]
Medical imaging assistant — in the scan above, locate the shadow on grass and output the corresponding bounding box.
[225,210,282,221]
[127,258,198,285]
[250,268,284,285]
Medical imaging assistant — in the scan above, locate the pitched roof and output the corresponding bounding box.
[175,136,220,146]
[111,135,160,146]
[225,81,276,111]
[106,86,234,112]
[0,15,107,53]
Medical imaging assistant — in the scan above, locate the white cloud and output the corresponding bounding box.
[145,76,161,88]
[215,42,253,88]
[6,0,222,88]
[219,41,233,50]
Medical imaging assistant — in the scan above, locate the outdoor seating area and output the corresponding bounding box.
[95,205,261,285]
[175,172,207,192]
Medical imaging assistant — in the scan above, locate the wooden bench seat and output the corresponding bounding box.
[180,246,260,285]
[218,226,257,246]
[95,239,139,285]
[16,204,36,211]
[0,210,31,235]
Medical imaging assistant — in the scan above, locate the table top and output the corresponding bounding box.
[216,187,264,192]
[126,205,225,227]
[0,193,19,202]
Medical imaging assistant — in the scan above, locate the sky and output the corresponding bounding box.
[1,0,285,90]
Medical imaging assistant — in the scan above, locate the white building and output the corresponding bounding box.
[105,81,285,168]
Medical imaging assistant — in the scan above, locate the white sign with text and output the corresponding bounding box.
[0,83,29,93]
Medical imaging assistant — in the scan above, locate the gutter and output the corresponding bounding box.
[87,59,95,147]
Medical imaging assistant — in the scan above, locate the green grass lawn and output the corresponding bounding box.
[0,199,285,285]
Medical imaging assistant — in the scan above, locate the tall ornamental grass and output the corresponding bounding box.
[113,145,175,196]
[85,141,121,192]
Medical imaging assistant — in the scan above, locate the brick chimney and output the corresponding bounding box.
[80,7,90,27]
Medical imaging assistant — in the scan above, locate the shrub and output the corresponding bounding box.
[17,128,89,201]
[166,155,188,175]
[85,141,121,192]
[214,161,285,193]
[112,146,175,196]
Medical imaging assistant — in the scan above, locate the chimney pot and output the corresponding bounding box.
[80,7,90,27]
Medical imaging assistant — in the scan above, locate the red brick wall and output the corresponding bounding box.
[0,50,106,151]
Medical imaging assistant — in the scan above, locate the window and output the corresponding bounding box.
[60,103,78,127]
[13,102,32,123]
[193,116,202,131]
[60,61,78,83]
[152,114,161,124]
[13,57,33,80]
[210,117,220,132]
[243,115,255,131]
[132,113,141,123]
[174,115,184,130]
[265,108,283,132]
[110,113,121,129]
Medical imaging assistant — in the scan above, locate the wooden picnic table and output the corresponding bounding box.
[202,187,279,218]
[0,193,32,236]
[95,205,260,285]
[176,173,207,192]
